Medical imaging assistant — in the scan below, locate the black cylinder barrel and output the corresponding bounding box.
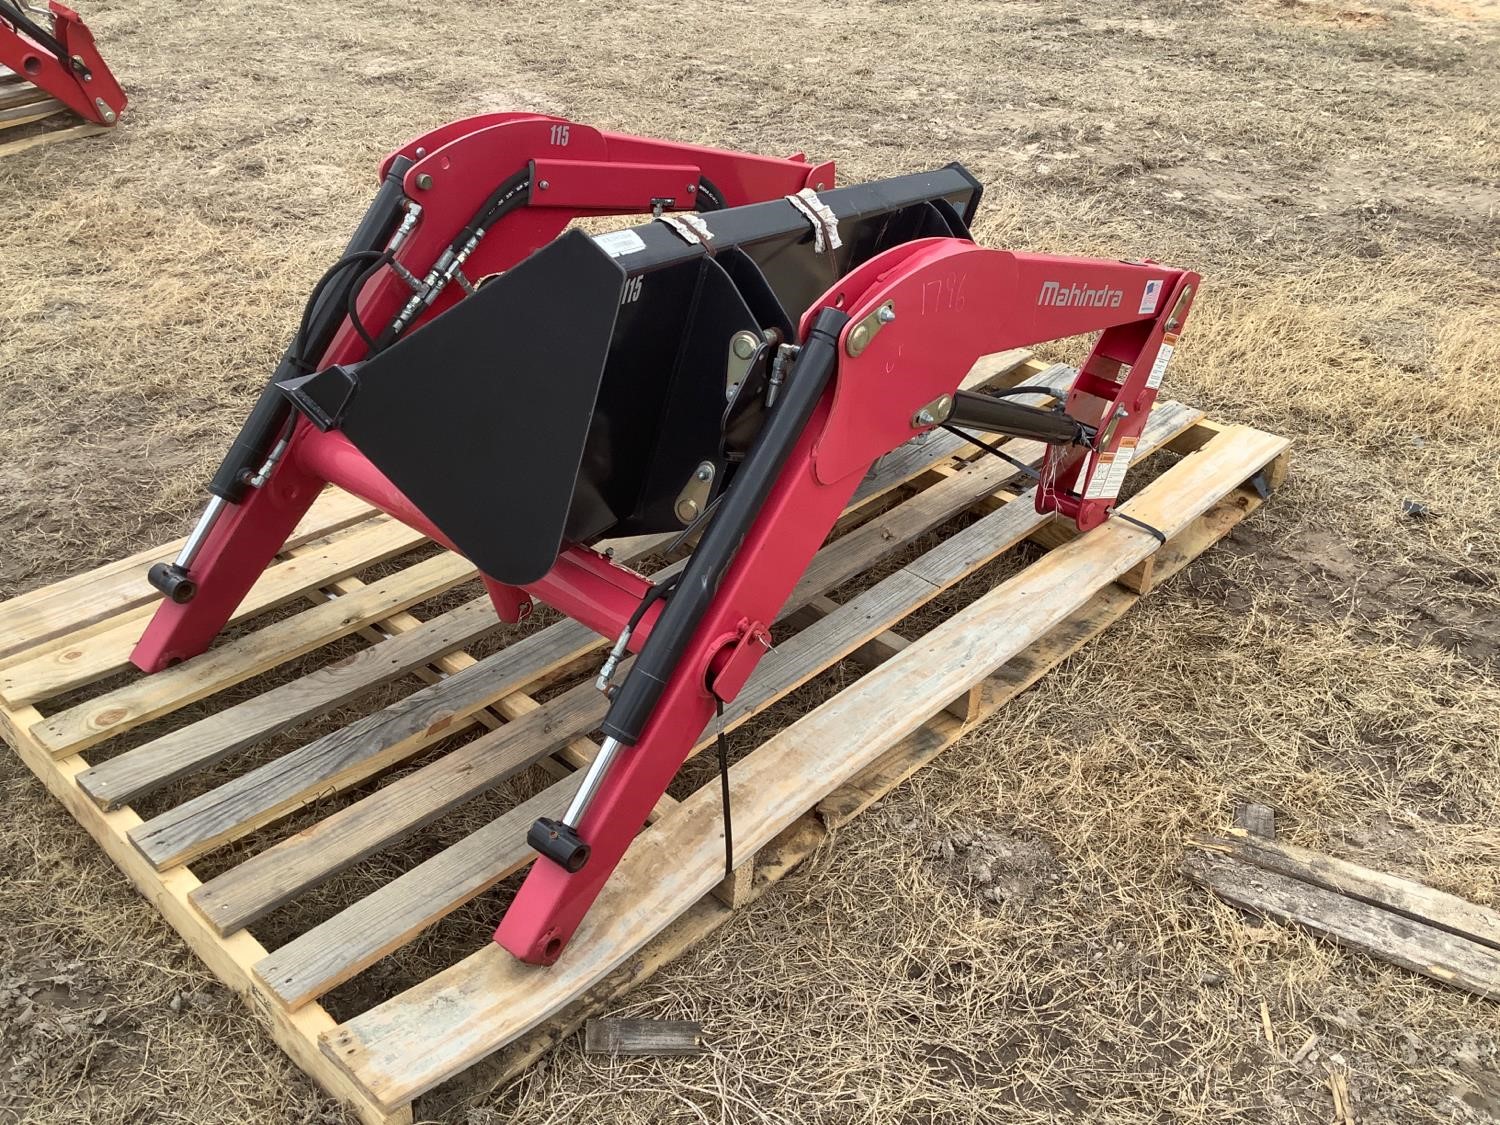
[947,389,1086,446]
[601,307,849,746]
[207,155,415,503]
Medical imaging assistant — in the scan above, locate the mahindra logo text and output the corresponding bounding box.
[1038,280,1123,309]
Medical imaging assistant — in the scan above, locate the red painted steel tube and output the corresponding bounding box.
[294,427,656,645]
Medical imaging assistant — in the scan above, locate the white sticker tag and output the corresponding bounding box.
[1139,279,1163,315]
[1146,342,1175,390]
[593,229,647,258]
[1083,437,1138,500]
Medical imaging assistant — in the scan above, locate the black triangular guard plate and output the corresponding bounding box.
[718,247,795,340]
[337,229,625,585]
[931,197,972,238]
[628,256,759,531]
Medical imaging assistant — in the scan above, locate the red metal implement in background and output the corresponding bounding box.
[0,0,126,126]
[129,115,1197,965]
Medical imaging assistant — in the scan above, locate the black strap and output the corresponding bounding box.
[715,697,734,883]
[940,424,1041,481]
[1116,512,1167,544]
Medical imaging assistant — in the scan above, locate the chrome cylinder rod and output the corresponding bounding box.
[562,736,624,828]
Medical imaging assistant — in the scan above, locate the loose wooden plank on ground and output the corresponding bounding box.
[1185,847,1500,999]
[1193,829,1500,954]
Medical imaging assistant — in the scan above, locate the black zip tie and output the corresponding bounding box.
[715,697,734,883]
[1115,512,1167,544]
[940,424,1041,481]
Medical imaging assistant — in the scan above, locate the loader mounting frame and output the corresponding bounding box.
[128,115,1198,965]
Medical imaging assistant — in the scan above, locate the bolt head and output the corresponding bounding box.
[877,305,896,323]
[732,333,757,360]
[538,180,550,190]
[697,464,713,481]
[916,410,935,425]
[687,183,697,193]
[676,498,699,523]
[415,173,433,190]
[848,323,872,355]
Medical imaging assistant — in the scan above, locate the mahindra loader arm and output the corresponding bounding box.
[130,116,1197,964]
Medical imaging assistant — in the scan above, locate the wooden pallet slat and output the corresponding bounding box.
[187,678,611,936]
[0,349,1289,1124]
[0,120,108,156]
[0,488,374,664]
[76,596,506,810]
[0,95,64,128]
[127,618,601,871]
[0,83,51,111]
[2,515,432,707]
[254,776,585,1010]
[30,549,475,756]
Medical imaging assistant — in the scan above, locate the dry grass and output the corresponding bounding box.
[2,0,1499,1122]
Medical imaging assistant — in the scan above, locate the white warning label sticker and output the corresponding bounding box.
[1139,279,1163,315]
[1146,342,1175,390]
[593,229,647,258]
[1083,437,1138,501]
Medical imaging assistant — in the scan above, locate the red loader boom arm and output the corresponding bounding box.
[129,116,1197,965]
[0,0,125,125]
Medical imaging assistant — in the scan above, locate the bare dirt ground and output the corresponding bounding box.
[2,0,1498,1122]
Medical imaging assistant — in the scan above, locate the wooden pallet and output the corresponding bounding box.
[0,355,1290,1123]
[0,69,110,157]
